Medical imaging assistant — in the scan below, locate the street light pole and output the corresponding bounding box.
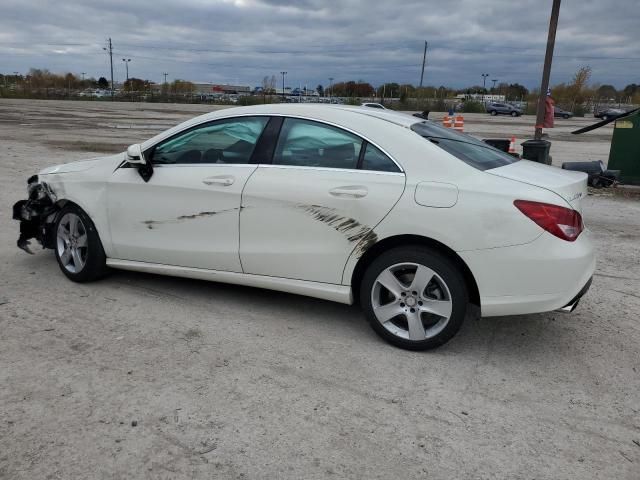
[481,73,489,102]
[122,59,131,81]
[122,58,131,92]
[280,71,287,100]
[491,79,498,91]
[328,77,333,100]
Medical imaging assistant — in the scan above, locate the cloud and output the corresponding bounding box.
[0,0,637,88]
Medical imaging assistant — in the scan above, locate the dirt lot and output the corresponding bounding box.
[1,99,639,479]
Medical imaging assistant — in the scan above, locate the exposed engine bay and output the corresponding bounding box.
[12,175,60,254]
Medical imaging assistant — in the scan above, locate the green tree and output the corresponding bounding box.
[622,83,638,100]
[97,77,109,89]
[124,77,146,92]
[596,84,617,101]
[505,83,528,100]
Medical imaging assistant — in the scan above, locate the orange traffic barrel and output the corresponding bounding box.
[453,115,464,132]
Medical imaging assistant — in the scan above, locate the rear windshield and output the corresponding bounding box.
[411,121,519,171]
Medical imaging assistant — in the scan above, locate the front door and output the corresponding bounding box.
[107,116,270,272]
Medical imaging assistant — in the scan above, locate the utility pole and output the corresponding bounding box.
[163,72,168,84]
[535,0,561,140]
[103,38,114,100]
[280,71,287,100]
[419,41,428,88]
[328,77,333,100]
[481,73,489,102]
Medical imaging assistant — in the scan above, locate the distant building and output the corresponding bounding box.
[149,82,251,95]
[456,93,506,102]
[193,83,251,95]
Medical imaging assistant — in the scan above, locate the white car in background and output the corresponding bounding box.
[361,102,387,109]
[13,104,594,350]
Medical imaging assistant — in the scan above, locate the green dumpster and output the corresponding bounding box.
[608,109,640,185]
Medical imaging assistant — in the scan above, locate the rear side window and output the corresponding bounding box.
[273,118,361,169]
[361,143,400,172]
[411,121,518,171]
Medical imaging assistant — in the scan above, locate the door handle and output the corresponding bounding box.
[203,175,235,186]
[329,186,368,198]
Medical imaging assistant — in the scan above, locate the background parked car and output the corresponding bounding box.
[486,103,522,117]
[594,108,627,120]
[554,106,573,119]
[361,102,387,109]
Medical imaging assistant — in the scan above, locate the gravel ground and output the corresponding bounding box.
[0,99,638,479]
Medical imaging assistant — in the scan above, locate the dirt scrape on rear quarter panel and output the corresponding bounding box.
[297,204,378,258]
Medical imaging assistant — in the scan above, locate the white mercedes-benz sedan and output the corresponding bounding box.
[13,104,595,350]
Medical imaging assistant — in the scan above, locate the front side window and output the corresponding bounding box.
[273,118,362,169]
[150,116,269,165]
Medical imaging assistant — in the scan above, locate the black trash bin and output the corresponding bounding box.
[521,139,551,165]
[483,138,510,153]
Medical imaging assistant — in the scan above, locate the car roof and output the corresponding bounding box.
[198,103,420,129]
[141,104,425,155]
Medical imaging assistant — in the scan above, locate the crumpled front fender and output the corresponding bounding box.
[12,175,61,254]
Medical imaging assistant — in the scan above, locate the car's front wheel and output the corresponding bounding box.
[511,111,518,117]
[361,246,468,350]
[490,110,497,116]
[55,204,108,282]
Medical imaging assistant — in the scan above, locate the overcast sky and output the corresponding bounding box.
[1,0,638,89]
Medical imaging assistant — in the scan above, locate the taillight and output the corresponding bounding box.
[514,200,583,242]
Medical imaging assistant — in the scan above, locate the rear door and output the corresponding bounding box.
[239,117,405,284]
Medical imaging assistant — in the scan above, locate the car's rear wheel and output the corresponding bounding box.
[511,111,518,117]
[55,205,108,282]
[490,110,497,116]
[602,115,608,121]
[361,246,468,350]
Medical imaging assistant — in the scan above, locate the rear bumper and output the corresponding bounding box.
[556,277,592,312]
[459,230,596,317]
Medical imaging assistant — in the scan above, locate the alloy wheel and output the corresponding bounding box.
[56,212,88,274]
[371,262,453,341]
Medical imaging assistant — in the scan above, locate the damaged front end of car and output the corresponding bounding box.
[12,175,61,254]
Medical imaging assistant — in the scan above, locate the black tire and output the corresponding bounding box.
[54,204,108,282]
[490,110,497,116]
[563,114,570,119]
[602,115,608,121]
[511,111,518,117]
[360,246,468,350]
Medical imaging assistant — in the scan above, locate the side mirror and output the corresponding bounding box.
[126,144,146,165]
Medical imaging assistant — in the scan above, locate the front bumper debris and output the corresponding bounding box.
[12,175,59,254]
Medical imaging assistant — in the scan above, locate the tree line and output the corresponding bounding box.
[2,66,638,110]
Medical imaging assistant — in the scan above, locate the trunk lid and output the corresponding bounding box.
[487,160,588,211]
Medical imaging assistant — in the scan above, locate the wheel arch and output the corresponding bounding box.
[350,234,480,308]
[45,199,102,248]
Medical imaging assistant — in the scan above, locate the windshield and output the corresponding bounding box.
[411,121,519,171]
